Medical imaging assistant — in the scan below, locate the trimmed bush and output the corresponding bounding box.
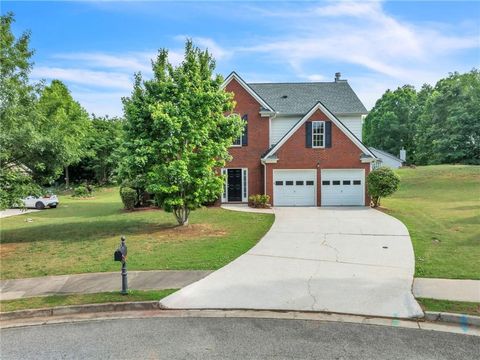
[72,185,93,198]
[367,167,400,207]
[120,187,137,210]
[248,194,270,208]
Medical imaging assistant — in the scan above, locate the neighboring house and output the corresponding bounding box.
[221,71,377,206]
[368,147,404,169]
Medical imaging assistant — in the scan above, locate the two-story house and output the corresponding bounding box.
[221,72,377,207]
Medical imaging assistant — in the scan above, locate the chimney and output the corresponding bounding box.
[399,148,406,162]
[335,72,341,82]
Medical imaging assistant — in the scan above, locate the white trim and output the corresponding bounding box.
[262,102,376,160]
[242,168,248,202]
[320,168,365,206]
[221,168,228,203]
[221,72,274,112]
[312,120,325,148]
[273,169,317,207]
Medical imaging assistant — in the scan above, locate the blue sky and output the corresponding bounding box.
[4,0,479,116]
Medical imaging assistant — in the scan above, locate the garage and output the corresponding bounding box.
[273,170,316,206]
[321,169,365,206]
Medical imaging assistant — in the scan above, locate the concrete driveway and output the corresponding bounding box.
[161,207,423,318]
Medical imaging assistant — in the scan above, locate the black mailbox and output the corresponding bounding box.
[114,249,123,262]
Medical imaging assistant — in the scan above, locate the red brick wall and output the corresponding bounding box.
[265,109,371,205]
[224,78,269,197]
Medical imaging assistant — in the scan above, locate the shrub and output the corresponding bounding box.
[248,194,270,208]
[72,185,93,198]
[367,167,400,207]
[120,187,137,210]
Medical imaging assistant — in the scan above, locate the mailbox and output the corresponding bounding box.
[114,249,123,262]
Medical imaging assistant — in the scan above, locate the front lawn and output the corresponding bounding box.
[417,298,480,317]
[382,165,479,279]
[0,289,176,313]
[0,188,274,279]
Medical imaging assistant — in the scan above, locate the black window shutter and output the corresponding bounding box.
[325,121,332,148]
[242,114,248,146]
[306,122,312,148]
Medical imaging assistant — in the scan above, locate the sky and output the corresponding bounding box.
[3,0,480,116]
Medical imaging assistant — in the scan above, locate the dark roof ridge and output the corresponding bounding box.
[248,81,347,85]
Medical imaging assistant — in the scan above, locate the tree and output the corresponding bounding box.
[36,80,92,186]
[414,70,480,165]
[121,40,244,225]
[367,167,400,207]
[70,115,124,184]
[363,85,418,162]
[0,12,42,208]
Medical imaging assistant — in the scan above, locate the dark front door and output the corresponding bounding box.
[227,169,242,201]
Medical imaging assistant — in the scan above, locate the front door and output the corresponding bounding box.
[227,169,242,201]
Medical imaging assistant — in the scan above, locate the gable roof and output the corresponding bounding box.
[262,101,376,161]
[221,72,274,112]
[249,81,368,115]
[368,147,403,163]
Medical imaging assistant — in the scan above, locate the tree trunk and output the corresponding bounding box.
[174,205,190,226]
[65,166,70,188]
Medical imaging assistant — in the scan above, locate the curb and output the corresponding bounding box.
[425,311,480,327]
[0,301,161,321]
[1,302,478,329]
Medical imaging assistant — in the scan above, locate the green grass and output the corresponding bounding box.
[417,298,480,316]
[382,165,479,279]
[0,289,176,313]
[0,187,274,279]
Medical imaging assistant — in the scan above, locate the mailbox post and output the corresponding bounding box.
[114,235,128,295]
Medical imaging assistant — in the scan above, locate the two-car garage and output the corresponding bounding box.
[273,169,365,206]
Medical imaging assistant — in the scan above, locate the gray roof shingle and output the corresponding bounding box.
[248,81,367,115]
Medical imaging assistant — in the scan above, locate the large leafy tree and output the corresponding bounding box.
[415,70,480,165]
[71,115,124,184]
[0,12,42,208]
[121,40,244,225]
[36,80,92,186]
[363,85,418,162]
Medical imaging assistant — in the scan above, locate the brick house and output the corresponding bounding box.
[221,72,377,206]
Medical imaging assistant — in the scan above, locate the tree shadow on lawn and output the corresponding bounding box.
[0,218,180,244]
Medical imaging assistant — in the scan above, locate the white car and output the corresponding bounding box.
[22,195,59,209]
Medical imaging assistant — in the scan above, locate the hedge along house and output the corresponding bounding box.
[221,72,378,206]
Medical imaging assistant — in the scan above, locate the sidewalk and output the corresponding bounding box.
[1,271,478,303]
[0,270,212,301]
[413,278,480,302]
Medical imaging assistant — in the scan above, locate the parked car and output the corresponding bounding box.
[22,195,59,209]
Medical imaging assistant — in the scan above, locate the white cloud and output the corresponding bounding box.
[173,35,231,60]
[31,66,133,90]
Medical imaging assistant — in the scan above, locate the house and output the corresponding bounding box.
[369,147,404,169]
[221,71,377,206]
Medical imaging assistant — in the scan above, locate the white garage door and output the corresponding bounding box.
[321,169,365,206]
[273,170,316,206]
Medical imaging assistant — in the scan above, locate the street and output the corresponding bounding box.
[1,317,478,359]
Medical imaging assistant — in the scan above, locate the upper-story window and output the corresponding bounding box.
[232,135,242,146]
[312,121,325,148]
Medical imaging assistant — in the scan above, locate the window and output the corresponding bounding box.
[285,181,294,186]
[322,180,330,185]
[296,181,304,185]
[306,180,314,186]
[353,180,361,185]
[343,180,351,185]
[332,180,341,185]
[232,136,242,146]
[312,121,325,148]
[275,181,283,186]
[243,169,247,199]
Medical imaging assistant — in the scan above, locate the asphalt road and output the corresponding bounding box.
[1,317,478,360]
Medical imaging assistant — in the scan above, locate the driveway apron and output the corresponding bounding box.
[161,207,424,318]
